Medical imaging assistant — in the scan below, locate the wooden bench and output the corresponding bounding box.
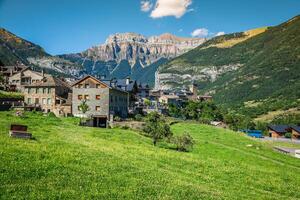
[9,124,32,139]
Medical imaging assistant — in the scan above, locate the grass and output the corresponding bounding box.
[0,111,300,199]
[203,27,268,49]
[255,108,300,122]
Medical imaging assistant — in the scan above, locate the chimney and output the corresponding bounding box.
[126,77,130,85]
[100,74,106,80]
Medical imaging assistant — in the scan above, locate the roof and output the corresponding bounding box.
[291,126,300,133]
[73,75,128,94]
[160,95,180,99]
[102,78,137,92]
[25,75,70,88]
[72,75,109,87]
[268,125,290,133]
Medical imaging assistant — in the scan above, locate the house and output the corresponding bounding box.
[103,77,138,107]
[9,67,45,91]
[268,125,290,138]
[0,64,26,89]
[291,126,300,139]
[137,83,150,99]
[72,75,128,128]
[24,75,72,116]
[159,95,180,105]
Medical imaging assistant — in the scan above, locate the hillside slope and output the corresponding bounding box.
[0,112,300,199]
[0,28,81,77]
[157,15,300,117]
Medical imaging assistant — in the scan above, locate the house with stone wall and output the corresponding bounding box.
[72,75,128,128]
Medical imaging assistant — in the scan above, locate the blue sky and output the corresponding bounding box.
[0,0,299,55]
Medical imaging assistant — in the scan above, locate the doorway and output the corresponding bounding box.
[93,116,107,128]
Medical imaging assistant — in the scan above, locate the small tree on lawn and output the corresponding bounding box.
[78,100,90,124]
[144,112,172,146]
[172,132,194,152]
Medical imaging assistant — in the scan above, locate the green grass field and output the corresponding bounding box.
[0,111,300,199]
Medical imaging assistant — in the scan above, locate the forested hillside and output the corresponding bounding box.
[158,15,300,119]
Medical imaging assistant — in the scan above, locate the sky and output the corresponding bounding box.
[0,0,299,55]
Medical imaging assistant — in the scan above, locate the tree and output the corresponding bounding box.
[144,112,172,146]
[144,98,151,107]
[78,100,90,124]
[172,133,194,152]
[78,100,90,115]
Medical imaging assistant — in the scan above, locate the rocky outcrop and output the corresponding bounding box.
[155,64,243,90]
[61,33,206,81]
[82,33,205,66]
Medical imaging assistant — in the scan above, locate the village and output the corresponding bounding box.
[1,64,300,142]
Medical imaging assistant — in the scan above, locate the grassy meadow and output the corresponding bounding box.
[0,111,300,199]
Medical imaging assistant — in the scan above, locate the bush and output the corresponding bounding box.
[114,116,121,122]
[284,132,292,138]
[135,114,143,121]
[172,133,194,152]
[48,112,56,118]
[121,125,130,130]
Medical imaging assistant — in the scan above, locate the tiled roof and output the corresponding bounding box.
[26,75,70,88]
[291,126,300,133]
[268,125,290,133]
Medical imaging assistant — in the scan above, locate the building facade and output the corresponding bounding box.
[72,76,128,127]
[24,75,71,116]
[9,68,44,91]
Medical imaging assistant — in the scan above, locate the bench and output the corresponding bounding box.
[9,124,32,139]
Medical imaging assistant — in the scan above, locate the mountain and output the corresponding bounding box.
[60,33,205,84]
[157,15,300,118]
[0,28,81,77]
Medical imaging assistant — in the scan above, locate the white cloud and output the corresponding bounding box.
[178,28,183,32]
[216,31,225,36]
[150,0,192,19]
[141,1,153,12]
[191,28,209,37]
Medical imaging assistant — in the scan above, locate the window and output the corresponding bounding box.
[84,95,89,100]
[28,88,32,94]
[78,84,83,88]
[115,96,118,102]
[96,84,100,88]
[78,95,83,100]
[47,88,51,94]
[85,84,90,88]
[43,88,46,94]
[96,106,100,111]
[110,96,113,103]
[35,88,38,94]
[47,98,51,105]
[27,98,32,104]
[96,95,101,100]
[42,98,47,105]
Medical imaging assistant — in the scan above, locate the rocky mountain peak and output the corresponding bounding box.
[105,32,147,44]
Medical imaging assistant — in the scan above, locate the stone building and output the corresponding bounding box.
[9,67,44,91]
[72,75,128,127]
[24,75,72,116]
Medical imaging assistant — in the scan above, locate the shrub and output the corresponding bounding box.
[48,112,56,118]
[284,132,292,139]
[121,125,130,130]
[114,116,121,122]
[172,133,194,152]
[135,114,143,121]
